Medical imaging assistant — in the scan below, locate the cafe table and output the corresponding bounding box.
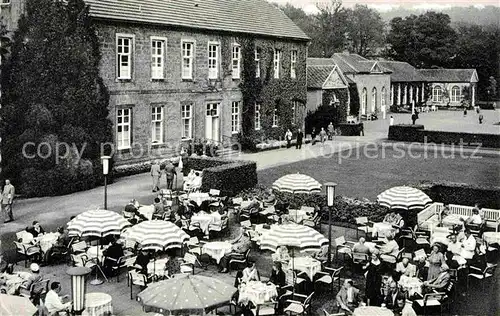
[289,256,322,280]
[138,205,155,220]
[147,257,170,278]
[353,306,394,316]
[483,232,500,245]
[288,209,309,224]
[238,281,278,306]
[191,212,220,236]
[82,292,113,316]
[398,276,423,297]
[372,222,398,238]
[36,232,60,253]
[86,245,109,263]
[202,241,232,264]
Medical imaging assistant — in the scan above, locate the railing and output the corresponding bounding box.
[418,202,500,230]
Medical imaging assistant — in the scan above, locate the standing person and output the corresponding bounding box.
[411,112,417,125]
[389,116,394,126]
[150,160,161,192]
[363,250,383,306]
[463,108,467,116]
[319,127,327,145]
[478,113,484,124]
[1,179,15,223]
[285,129,293,149]
[164,159,176,190]
[311,127,317,145]
[296,128,304,149]
[427,244,445,281]
[327,122,334,140]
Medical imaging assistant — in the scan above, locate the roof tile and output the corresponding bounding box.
[419,69,477,83]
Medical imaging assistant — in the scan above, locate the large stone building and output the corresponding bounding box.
[332,53,391,118]
[1,0,309,165]
[419,69,478,108]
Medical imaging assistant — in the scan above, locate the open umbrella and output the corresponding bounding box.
[272,173,321,194]
[377,186,432,211]
[138,274,236,315]
[259,223,328,253]
[0,294,37,316]
[122,220,189,251]
[67,209,131,237]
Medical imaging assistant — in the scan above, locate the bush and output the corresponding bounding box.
[237,132,258,152]
[388,124,425,142]
[336,123,364,136]
[413,180,500,209]
[184,156,257,196]
[184,139,219,157]
[422,130,500,148]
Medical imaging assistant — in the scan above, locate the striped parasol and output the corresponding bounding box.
[377,186,432,211]
[122,220,189,251]
[272,173,322,194]
[67,209,131,237]
[260,223,328,253]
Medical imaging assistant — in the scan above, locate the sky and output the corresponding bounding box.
[270,0,499,13]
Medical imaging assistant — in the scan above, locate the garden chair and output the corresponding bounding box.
[314,266,343,293]
[414,292,446,316]
[467,263,497,291]
[128,270,148,300]
[334,236,354,260]
[355,217,372,239]
[107,254,134,282]
[14,241,41,267]
[180,252,205,274]
[186,236,205,256]
[255,300,278,316]
[209,216,229,237]
[229,249,251,271]
[71,241,87,255]
[303,213,322,231]
[284,292,315,315]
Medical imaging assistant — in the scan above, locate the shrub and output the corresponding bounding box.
[414,180,500,209]
[388,124,425,142]
[336,123,364,136]
[237,132,258,152]
[422,130,500,148]
[184,156,257,196]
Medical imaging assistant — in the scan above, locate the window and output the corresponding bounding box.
[151,38,166,79]
[116,35,133,79]
[273,49,281,79]
[232,44,241,79]
[117,108,131,149]
[381,87,386,108]
[1,0,10,4]
[208,42,219,79]
[182,41,194,79]
[255,48,261,78]
[292,101,298,124]
[254,103,261,130]
[290,50,297,79]
[451,86,461,102]
[231,101,240,134]
[432,86,443,102]
[371,87,377,112]
[272,108,279,127]
[361,88,367,115]
[181,103,193,139]
[150,106,163,144]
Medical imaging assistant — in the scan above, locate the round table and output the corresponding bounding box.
[138,205,155,220]
[83,292,113,316]
[37,232,60,253]
[86,246,108,263]
[191,213,219,235]
[147,257,170,277]
[288,209,309,224]
[238,281,278,306]
[372,223,398,238]
[202,241,232,264]
[483,232,500,245]
[289,257,322,280]
[182,192,211,206]
[353,306,394,316]
[398,276,423,297]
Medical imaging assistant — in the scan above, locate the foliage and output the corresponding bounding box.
[311,0,349,57]
[0,0,112,196]
[184,139,219,157]
[184,157,257,196]
[345,5,385,57]
[348,84,360,116]
[385,12,457,68]
[304,105,336,134]
[486,76,498,101]
[388,125,425,142]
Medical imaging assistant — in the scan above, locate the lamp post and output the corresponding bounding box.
[66,266,92,315]
[101,156,111,210]
[325,182,337,266]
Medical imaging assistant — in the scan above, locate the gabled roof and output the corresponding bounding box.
[85,0,310,41]
[332,53,391,74]
[419,69,478,83]
[378,61,425,82]
[307,58,348,89]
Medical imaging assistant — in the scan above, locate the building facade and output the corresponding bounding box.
[332,53,391,118]
[1,0,309,165]
[419,69,478,108]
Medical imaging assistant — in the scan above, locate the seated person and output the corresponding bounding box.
[273,245,290,262]
[460,229,476,260]
[27,221,45,238]
[103,238,125,276]
[384,281,404,310]
[191,173,202,190]
[473,203,485,219]
[383,210,404,228]
[241,197,261,212]
[465,208,483,226]
[422,264,450,293]
[268,262,286,289]
[262,189,276,206]
[335,279,360,314]
[439,203,450,226]
[43,226,71,264]
[164,254,181,278]
[379,234,400,259]
[312,245,329,262]
[445,234,463,268]
[134,249,150,275]
[22,263,45,304]
[152,197,165,219]
[219,232,251,273]
[45,282,72,316]
[352,237,371,255]
[469,242,487,271]
[395,257,416,278]
[241,261,260,283]
[124,200,148,224]
[183,170,197,191]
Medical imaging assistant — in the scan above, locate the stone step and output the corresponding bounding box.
[216,147,241,159]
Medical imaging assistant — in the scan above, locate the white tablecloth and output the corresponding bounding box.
[289,257,322,280]
[238,281,278,306]
[37,232,60,253]
[202,241,232,264]
[430,233,450,246]
[398,276,423,297]
[147,257,170,277]
[183,192,211,206]
[442,214,466,227]
[191,213,220,235]
[83,292,113,316]
[353,306,393,316]
[483,232,500,244]
[138,205,155,220]
[372,222,397,238]
[86,246,108,263]
[288,209,309,224]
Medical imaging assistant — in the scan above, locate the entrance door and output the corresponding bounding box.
[205,103,220,142]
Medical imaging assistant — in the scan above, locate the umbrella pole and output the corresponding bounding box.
[90,235,107,285]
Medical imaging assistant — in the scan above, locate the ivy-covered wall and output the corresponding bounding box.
[239,37,308,142]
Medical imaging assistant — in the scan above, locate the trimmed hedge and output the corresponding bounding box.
[414,181,500,209]
[388,125,500,148]
[337,123,364,136]
[184,156,257,196]
[388,124,425,142]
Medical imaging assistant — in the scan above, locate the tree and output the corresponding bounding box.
[487,76,497,106]
[345,5,385,56]
[0,0,112,196]
[386,12,457,68]
[312,0,349,57]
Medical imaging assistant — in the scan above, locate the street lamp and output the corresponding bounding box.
[66,266,92,315]
[324,182,337,266]
[101,156,111,210]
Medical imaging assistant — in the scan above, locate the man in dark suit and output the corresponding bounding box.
[164,159,176,190]
[296,128,304,149]
[103,238,125,276]
[336,279,360,314]
[384,281,404,310]
[27,221,45,238]
[423,264,451,293]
